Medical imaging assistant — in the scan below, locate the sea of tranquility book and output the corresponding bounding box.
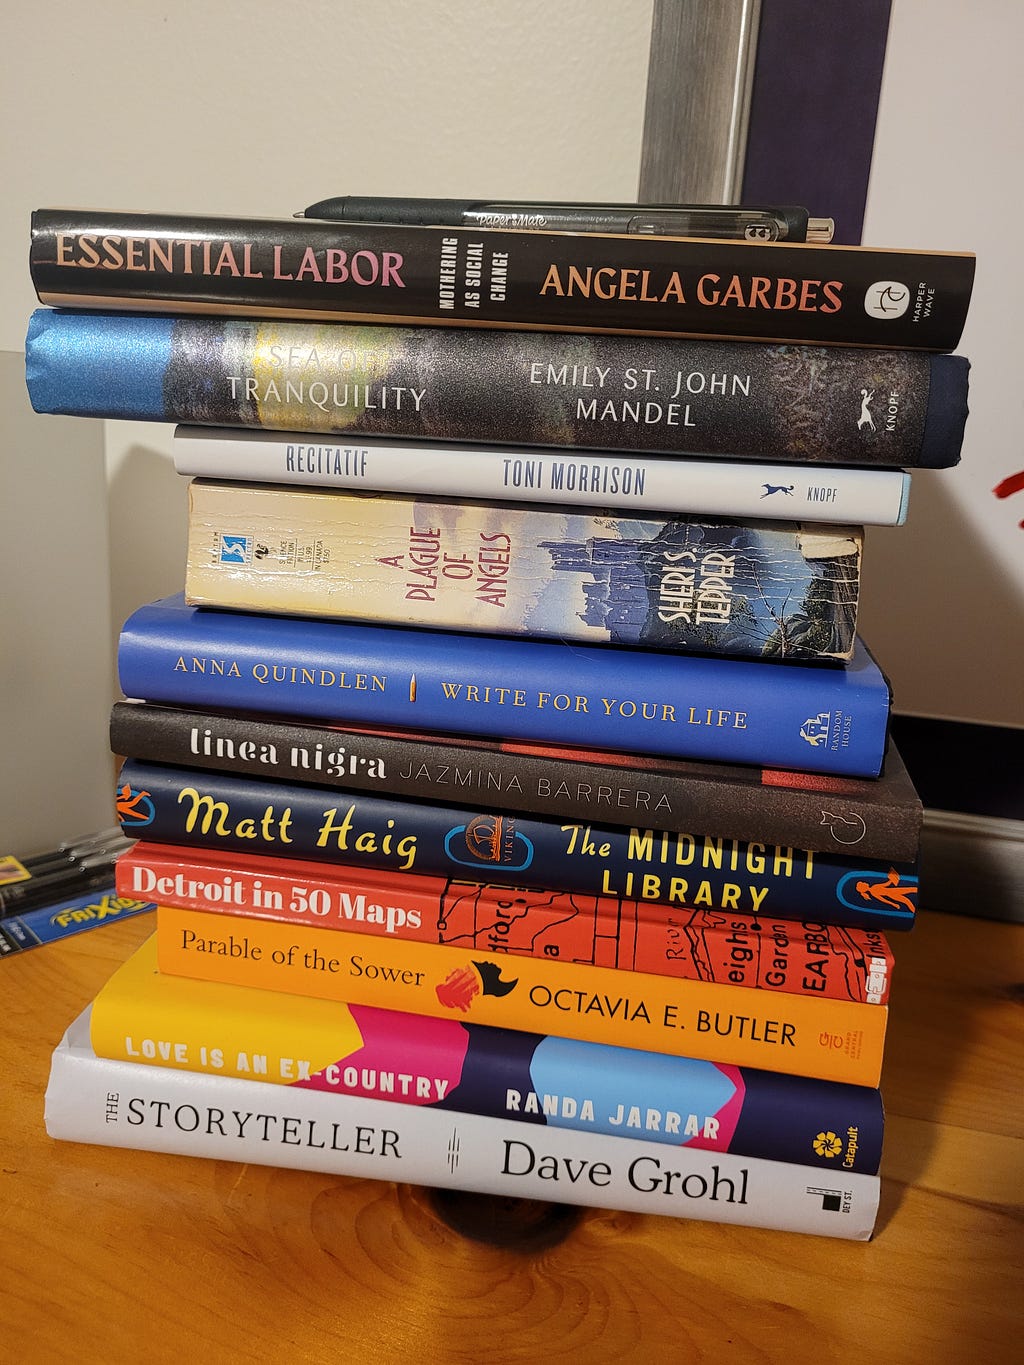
[108,701,925,859]
[183,480,865,662]
[114,759,919,932]
[89,933,884,1172]
[25,310,970,467]
[29,207,975,349]
[116,596,894,777]
[45,1011,881,1239]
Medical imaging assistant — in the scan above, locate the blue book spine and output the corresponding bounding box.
[116,760,918,931]
[118,596,892,777]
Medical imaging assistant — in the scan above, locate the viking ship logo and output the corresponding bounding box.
[443,814,535,872]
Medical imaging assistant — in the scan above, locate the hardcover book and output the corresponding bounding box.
[30,207,974,349]
[115,760,919,931]
[173,427,914,527]
[46,1011,881,1239]
[26,309,970,469]
[109,700,925,859]
[184,480,864,661]
[154,905,889,1086]
[115,842,895,1003]
[117,595,893,777]
[89,933,885,1172]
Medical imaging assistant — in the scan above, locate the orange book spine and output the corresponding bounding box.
[155,906,886,1086]
[118,843,892,1005]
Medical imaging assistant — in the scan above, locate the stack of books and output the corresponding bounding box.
[27,202,974,1241]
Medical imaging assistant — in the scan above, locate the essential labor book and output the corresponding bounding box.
[115,759,919,932]
[29,206,974,349]
[25,308,970,469]
[108,701,924,860]
[154,906,888,1086]
[183,480,865,662]
[46,1009,881,1239]
[115,842,895,1004]
[116,595,894,777]
[89,933,885,1173]
[172,427,913,526]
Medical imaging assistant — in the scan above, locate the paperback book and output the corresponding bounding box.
[173,427,914,526]
[25,309,970,468]
[154,906,888,1085]
[90,933,885,1172]
[29,207,975,348]
[46,1011,881,1239]
[115,759,919,931]
[117,595,894,776]
[116,842,895,1004]
[109,701,925,858]
[184,480,864,661]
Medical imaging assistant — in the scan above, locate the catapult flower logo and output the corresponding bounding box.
[813,1130,843,1159]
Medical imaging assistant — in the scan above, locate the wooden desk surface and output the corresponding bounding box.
[2,908,1022,1364]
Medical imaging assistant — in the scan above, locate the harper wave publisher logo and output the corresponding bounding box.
[864,280,910,319]
[443,814,535,872]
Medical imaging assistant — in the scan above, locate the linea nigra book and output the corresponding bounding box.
[29,207,974,349]
[154,905,888,1086]
[89,932,885,1172]
[25,309,970,469]
[183,479,865,662]
[115,841,895,1003]
[172,427,914,526]
[114,759,919,931]
[108,701,924,859]
[46,1011,881,1238]
[116,595,893,777]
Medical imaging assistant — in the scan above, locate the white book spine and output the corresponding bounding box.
[173,426,910,527]
[46,1010,878,1240]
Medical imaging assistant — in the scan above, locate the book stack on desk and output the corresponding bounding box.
[28,200,974,1241]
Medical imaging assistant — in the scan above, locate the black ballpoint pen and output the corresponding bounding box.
[298,196,834,244]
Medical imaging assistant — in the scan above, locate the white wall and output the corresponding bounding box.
[1,0,653,853]
[859,0,1024,727]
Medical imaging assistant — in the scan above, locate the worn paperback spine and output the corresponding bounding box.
[109,701,924,859]
[154,906,887,1086]
[46,1009,880,1238]
[184,479,864,662]
[173,427,912,525]
[116,595,893,777]
[116,842,895,1003]
[25,310,970,469]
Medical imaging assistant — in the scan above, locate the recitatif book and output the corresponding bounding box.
[108,701,925,859]
[89,933,885,1173]
[153,906,888,1086]
[116,595,893,777]
[115,842,895,1004]
[46,1010,881,1239]
[173,427,913,527]
[114,760,919,931]
[25,309,970,468]
[29,207,975,348]
[183,480,864,662]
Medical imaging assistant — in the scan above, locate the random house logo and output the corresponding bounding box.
[799,711,831,748]
[863,280,910,320]
[443,814,535,872]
